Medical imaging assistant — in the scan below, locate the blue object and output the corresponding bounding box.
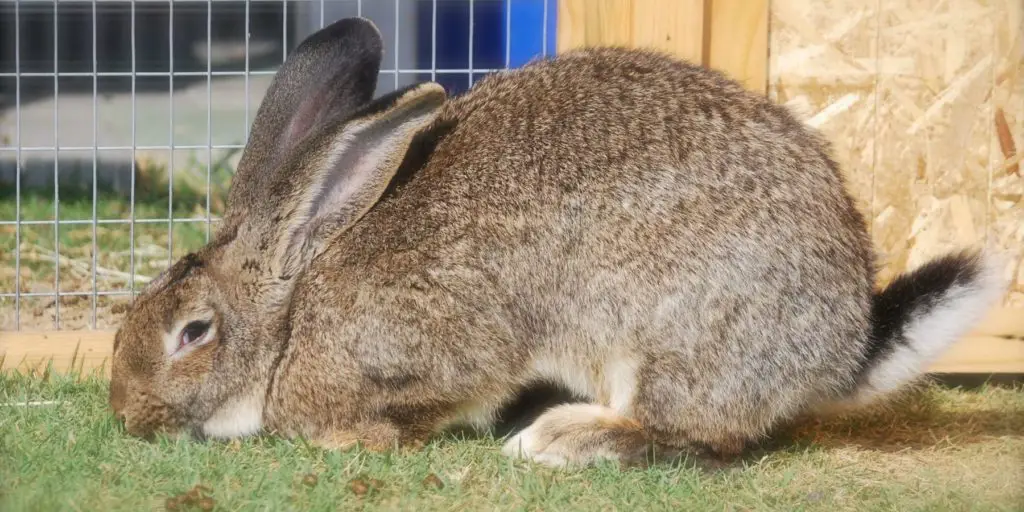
[416,0,558,96]
[508,0,558,68]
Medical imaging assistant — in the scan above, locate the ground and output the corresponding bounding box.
[0,371,1021,511]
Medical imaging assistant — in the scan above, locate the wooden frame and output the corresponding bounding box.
[2,308,1022,376]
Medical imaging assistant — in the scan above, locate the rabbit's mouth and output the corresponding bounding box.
[120,409,186,441]
[113,389,193,442]
[122,410,218,443]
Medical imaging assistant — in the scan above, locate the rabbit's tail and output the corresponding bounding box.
[843,251,1006,407]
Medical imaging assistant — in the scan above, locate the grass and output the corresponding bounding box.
[0,158,232,329]
[1,371,1022,511]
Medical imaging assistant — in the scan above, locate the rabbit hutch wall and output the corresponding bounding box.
[1,0,1022,375]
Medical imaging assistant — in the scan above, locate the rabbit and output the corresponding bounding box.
[109,16,1007,468]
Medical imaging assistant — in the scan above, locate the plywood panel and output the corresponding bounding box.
[770,0,1021,309]
[886,1,994,287]
[871,0,1024,303]
[872,3,932,285]
[769,0,878,221]
[987,0,1024,309]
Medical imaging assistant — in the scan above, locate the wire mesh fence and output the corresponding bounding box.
[0,0,557,331]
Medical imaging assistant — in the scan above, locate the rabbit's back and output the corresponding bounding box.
[303,47,875,439]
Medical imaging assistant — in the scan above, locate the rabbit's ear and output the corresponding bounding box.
[228,17,384,217]
[273,82,447,276]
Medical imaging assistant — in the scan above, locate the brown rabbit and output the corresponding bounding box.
[109,17,1006,467]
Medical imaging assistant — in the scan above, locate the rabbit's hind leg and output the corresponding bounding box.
[500,403,652,468]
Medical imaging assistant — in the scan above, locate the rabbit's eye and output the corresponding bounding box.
[179,320,211,349]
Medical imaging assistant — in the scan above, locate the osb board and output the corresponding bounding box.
[769,0,1024,308]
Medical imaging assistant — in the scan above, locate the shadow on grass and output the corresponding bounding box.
[452,380,1023,472]
[765,383,1024,455]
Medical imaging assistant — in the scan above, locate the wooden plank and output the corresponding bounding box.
[2,307,1022,376]
[631,0,705,63]
[706,0,769,93]
[557,0,705,63]
[929,336,1024,374]
[557,0,764,91]
[589,0,634,47]
[973,306,1024,338]
[0,330,114,377]
[557,0,633,53]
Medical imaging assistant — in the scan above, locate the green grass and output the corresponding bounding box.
[0,159,231,287]
[1,372,1022,511]
[0,189,213,283]
[0,160,232,329]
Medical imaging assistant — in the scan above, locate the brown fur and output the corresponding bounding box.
[110,19,1001,468]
